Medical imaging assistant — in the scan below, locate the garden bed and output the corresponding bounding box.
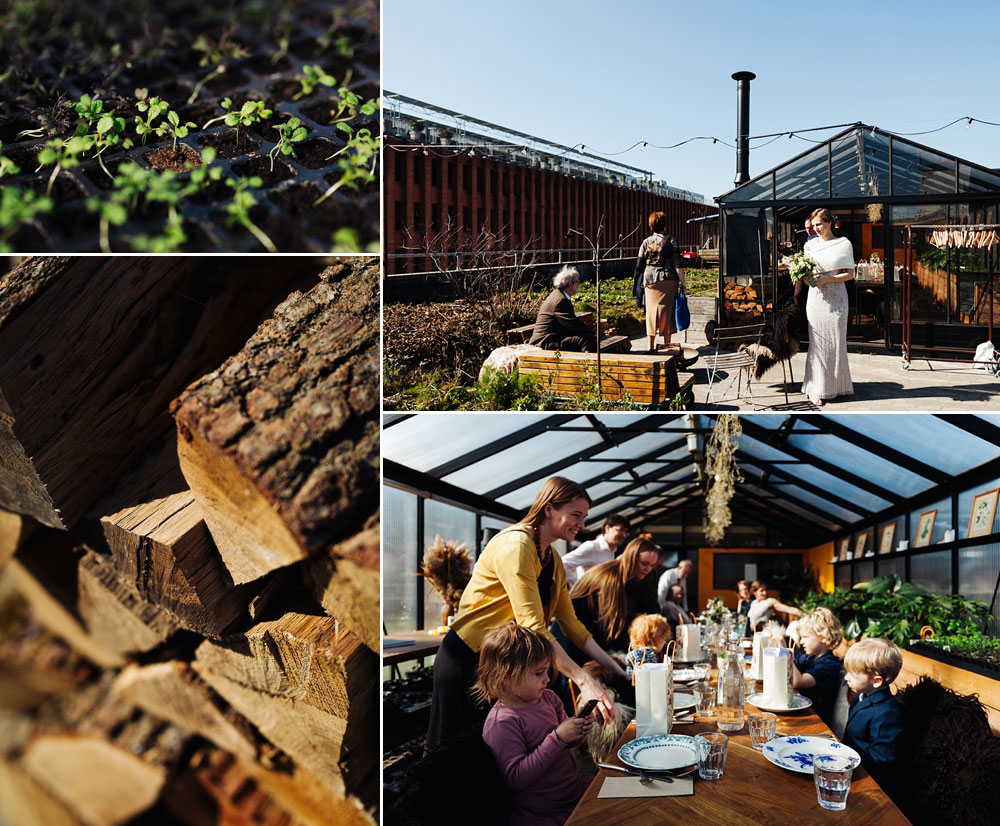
[907,641,1000,681]
[0,0,379,252]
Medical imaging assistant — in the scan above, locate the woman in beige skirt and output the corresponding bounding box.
[635,211,686,353]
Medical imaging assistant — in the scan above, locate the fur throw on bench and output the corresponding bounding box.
[894,676,1000,826]
[739,301,808,380]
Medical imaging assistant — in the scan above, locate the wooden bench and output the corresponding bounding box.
[505,312,607,345]
[517,348,694,406]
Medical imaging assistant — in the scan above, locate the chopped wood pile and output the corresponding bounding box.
[723,281,763,324]
[0,256,379,826]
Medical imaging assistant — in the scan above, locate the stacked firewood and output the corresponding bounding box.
[0,256,379,826]
[723,282,763,324]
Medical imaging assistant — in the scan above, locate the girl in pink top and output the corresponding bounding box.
[474,623,595,826]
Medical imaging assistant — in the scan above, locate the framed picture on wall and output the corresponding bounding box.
[915,509,936,548]
[854,533,868,558]
[838,537,850,561]
[879,523,896,555]
[968,488,1000,539]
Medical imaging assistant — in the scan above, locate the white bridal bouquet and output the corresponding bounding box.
[781,251,818,286]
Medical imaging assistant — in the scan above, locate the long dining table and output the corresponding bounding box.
[565,690,910,826]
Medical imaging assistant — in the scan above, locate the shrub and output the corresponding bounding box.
[474,366,553,411]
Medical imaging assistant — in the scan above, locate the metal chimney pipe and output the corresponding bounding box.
[732,71,756,186]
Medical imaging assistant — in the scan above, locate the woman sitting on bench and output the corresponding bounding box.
[529,266,598,352]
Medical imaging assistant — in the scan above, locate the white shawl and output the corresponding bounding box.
[810,237,855,274]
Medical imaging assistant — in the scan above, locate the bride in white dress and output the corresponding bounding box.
[801,208,855,405]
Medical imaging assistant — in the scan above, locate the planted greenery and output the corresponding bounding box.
[914,631,1000,669]
[203,98,273,144]
[800,574,991,647]
[225,176,277,253]
[294,64,336,100]
[268,117,307,170]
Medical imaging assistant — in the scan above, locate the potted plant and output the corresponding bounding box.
[408,119,426,142]
[436,126,453,145]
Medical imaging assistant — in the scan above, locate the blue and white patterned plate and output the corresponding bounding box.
[762,735,861,774]
[747,692,813,713]
[618,735,699,772]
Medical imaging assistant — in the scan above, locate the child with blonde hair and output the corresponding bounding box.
[474,623,593,826]
[791,607,844,725]
[842,637,904,776]
[625,614,670,678]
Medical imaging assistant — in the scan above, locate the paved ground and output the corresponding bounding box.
[627,335,1000,411]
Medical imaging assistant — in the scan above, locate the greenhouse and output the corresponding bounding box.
[384,412,1000,826]
[716,124,1000,359]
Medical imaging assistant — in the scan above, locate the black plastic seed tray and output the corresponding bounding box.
[0,0,380,253]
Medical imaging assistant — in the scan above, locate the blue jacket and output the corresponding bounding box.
[794,649,843,726]
[842,685,904,774]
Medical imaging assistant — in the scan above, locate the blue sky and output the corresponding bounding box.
[383,0,1000,203]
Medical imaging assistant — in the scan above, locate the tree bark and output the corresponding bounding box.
[0,256,318,529]
[171,262,380,634]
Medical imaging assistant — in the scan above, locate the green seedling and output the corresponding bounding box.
[183,147,223,196]
[314,128,379,205]
[330,87,378,132]
[86,162,187,253]
[70,94,132,179]
[203,98,272,145]
[130,209,186,252]
[188,31,249,103]
[225,176,277,252]
[163,110,197,152]
[0,187,53,253]
[329,226,375,254]
[134,94,169,145]
[36,135,94,196]
[293,64,336,100]
[0,142,20,178]
[268,117,307,170]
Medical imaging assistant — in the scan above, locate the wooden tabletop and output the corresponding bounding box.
[566,700,910,826]
[381,630,444,665]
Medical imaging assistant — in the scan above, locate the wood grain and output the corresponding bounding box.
[172,261,379,610]
[0,256,317,528]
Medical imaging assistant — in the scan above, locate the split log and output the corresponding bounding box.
[112,661,257,761]
[0,758,81,826]
[193,612,378,808]
[303,514,379,652]
[171,262,379,637]
[1,509,35,567]
[77,551,180,658]
[0,256,319,529]
[21,733,167,826]
[8,532,121,668]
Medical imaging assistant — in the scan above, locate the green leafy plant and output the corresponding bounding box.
[133,93,170,145]
[330,87,378,131]
[267,117,307,170]
[329,226,377,254]
[188,30,249,103]
[0,186,53,252]
[293,64,336,100]
[86,162,187,253]
[474,366,553,411]
[314,127,378,205]
[202,98,272,145]
[0,142,19,178]
[183,147,222,194]
[162,110,197,152]
[36,134,94,195]
[225,176,277,253]
[800,574,992,647]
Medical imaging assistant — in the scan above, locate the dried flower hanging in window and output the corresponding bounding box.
[704,415,743,545]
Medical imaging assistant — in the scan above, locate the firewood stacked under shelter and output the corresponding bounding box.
[0,256,379,826]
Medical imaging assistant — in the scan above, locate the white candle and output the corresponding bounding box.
[761,647,793,708]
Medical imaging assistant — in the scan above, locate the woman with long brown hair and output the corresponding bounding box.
[426,477,628,751]
[801,207,855,405]
[569,537,662,651]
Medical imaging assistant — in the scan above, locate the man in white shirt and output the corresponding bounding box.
[657,559,693,614]
[561,514,630,587]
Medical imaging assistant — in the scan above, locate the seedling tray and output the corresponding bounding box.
[0,0,379,253]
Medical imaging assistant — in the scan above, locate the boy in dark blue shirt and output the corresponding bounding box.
[842,637,904,779]
[791,607,844,727]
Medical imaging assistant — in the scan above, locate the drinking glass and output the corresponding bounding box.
[814,757,854,810]
[696,733,728,780]
[747,712,776,750]
[744,673,757,700]
[694,662,711,682]
[696,681,716,718]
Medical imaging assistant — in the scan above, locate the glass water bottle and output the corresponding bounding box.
[717,639,745,732]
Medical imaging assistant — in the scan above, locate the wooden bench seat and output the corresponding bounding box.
[517,348,694,406]
[505,312,606,345]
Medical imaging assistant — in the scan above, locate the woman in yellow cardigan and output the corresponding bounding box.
[426,477,629,751]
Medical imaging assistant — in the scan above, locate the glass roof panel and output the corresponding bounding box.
[585,480,635,502]
[892,140,956,196]
[833,414,1000,475]
[858,130,891,199]
[586,432,687,462]
[774,145,829,201]
[723,172,774,202]
[738,434,894,511]
[740,462,865,521]
[383,412,544,472]
[785,431,930,497]
[829,134,865,198]
[959,163,1000,193]
[445,420,602,493]
[740,484,840,530]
